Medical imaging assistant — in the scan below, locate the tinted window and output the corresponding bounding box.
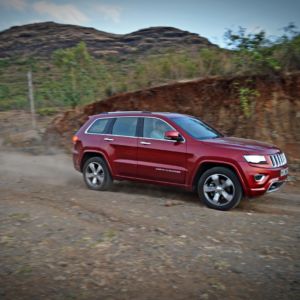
[87,118,109,134]
[143,118,173,140]
[112,117,138,137]
[170,117,221,140]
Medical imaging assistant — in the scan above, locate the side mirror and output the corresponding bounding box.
[164,130,182,141]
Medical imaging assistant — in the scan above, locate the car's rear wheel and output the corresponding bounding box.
[197,167,242,210]
[83,157,112,190]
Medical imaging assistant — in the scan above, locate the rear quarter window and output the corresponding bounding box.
[86,118,109,134]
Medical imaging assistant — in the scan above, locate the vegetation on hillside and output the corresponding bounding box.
[0,24,299,111]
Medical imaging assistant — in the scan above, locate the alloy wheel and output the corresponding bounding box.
[203,173,235,207]
[85,162,104,187]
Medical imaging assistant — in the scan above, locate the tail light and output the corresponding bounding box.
[72,135,79,144]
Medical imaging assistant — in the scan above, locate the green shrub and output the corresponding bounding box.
[237,86,259,117]
[36,107,60,116]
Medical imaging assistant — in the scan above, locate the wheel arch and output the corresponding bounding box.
[80,150,113,174]
[192,160,247,194]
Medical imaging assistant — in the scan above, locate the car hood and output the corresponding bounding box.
[202,137,279,154]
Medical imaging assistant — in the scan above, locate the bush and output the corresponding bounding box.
[36,107,60,116]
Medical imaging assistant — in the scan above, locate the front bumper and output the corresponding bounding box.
[267,179,286,193]
[239,162,288,197]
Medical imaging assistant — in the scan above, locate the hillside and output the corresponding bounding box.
[49,73,300,162]
[1,21,299,112]
[0,22,216,58]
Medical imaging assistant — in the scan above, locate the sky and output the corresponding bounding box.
[0,0,299,47]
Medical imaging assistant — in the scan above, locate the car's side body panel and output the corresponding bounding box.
[104,135,138,177]
[137,137,187,184]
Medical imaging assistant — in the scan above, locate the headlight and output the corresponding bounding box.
[244,155,267,164]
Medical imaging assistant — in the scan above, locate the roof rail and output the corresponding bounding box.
[101,111,152,114]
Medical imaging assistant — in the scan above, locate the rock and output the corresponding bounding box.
[47,264,55,269]
[199,293,209,300]
[54,275,66,281]
[164,200,184,207]
[210,282,226,291]
[154,227,168,235]
[230,267,243,274]
[57,261,68,267]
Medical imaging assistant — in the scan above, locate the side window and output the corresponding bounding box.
[112,117,138,137]
[143,118,173,140]
[87,118,109,134]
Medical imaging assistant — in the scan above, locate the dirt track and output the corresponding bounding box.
[0,149,299,300]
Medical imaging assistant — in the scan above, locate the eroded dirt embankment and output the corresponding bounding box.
[50,72,300,161]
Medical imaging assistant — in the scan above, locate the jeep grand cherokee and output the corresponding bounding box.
[72,111,288,210]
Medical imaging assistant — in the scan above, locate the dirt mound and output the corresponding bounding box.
[49,73,300,161]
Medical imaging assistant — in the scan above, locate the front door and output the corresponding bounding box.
[137,117,187,184]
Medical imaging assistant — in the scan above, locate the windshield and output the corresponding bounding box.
[170,116,222,140]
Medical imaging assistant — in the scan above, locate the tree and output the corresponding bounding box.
[224,27,280,74]
[52,42,98,108]
[275,23,300,71]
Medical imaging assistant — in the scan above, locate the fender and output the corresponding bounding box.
[81,148,114,175]
[189,158,249,195]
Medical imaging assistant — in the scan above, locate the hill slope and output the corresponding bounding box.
[0,22,217,58]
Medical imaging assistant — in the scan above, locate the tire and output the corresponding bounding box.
[197,167,243,211]
[83,157,113,191]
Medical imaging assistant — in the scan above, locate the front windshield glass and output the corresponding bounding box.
[170,116,221,140]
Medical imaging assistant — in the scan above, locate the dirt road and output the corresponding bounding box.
[0,149,299,300]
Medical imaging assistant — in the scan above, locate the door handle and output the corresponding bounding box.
[104,137,114,141]
[140,141,151,145]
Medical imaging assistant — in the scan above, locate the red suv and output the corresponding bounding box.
[72,111,288,210]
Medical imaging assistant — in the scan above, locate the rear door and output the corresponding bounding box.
[137,117,187,184]
[106,116,139,177]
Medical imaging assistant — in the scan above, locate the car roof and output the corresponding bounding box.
[91,111,187,119]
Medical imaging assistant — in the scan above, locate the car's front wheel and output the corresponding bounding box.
[83,157,112,191]
[197,167,243,210]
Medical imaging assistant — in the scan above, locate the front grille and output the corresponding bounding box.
[270,153,287,167]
